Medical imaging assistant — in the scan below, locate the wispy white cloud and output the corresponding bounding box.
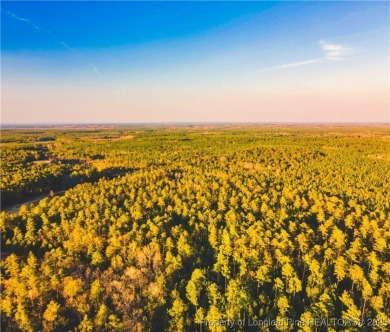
[319,40,353,61]
[5,10,99,74]
[257,40,354,72]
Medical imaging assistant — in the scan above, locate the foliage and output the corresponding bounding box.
[1,126,389,331]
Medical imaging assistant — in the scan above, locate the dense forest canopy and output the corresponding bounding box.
[1,125,389,331]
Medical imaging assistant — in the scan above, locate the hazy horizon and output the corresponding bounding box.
[2,121,389,129]
[1,2,389,124]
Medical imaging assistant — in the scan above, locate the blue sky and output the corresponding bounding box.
[1,1,389,123]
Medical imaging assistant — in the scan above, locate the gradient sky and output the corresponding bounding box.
[1,1,389,124]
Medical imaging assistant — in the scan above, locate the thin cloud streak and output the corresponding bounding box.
[5,11,41,30]
[88,64,100,74]
[279,59,320,68]
[257,58,321,72]
[57,41,76,52]
[5,10,99,74]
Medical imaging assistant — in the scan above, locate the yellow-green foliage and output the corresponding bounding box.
[1,126,389,331]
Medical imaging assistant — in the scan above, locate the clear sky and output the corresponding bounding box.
[1,1,389,124]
